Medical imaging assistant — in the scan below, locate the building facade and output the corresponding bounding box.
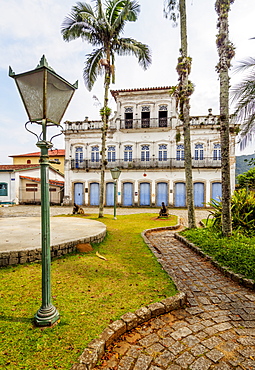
[63,87,238,208]
[10,149,65,174]
[0,165,64,205]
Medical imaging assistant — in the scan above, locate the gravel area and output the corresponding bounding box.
[0,205,210,227]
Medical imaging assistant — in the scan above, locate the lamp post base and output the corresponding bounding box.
[34,304,60,327]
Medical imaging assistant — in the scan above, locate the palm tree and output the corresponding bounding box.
[164,0,196,228]
[61,0,151,217]
[215,0,235,237]
[231,57,255,148]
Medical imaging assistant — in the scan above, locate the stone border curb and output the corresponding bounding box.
[0,231,106,267]
[71,292,186,370]
[175,233,255,290]
[71,222,187,370]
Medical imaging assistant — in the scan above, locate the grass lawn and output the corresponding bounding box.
[0,213,177,370]
[181,227,255,281]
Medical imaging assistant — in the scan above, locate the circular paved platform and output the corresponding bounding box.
[0,217,106,252]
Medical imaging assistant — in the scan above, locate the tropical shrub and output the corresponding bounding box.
[207,188,255,234]
[237,166,255,189]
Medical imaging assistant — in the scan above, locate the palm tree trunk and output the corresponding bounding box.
[216,0,235,236]
[98,68,110,218]
[179,0,196,228]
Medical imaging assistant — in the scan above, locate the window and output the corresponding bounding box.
[176,144,184,160]
[124,107,133,129]
[159,105,168,127]
[27,159,31,164]
[75,146,83,168]
[213,143,221,160]
[107,146,116,162]
[159,144,167,161]
[124,145,133,162]
[91,146,99,162]
[26,183,38,192]
[141,145,150,161]
[0,183,8,196]
[194,144,204,160]
[141,106,150,128]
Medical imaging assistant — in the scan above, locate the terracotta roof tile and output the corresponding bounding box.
[0,164,40,171]
[9,149,65,158]
[20,176,64,187]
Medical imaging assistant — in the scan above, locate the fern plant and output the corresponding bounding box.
[207,188,255,235]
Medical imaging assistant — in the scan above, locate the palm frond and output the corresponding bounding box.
[83,48,104,91]
[232,57,255,74]
[106,0,140,27]
[114,37,151,69]
[163,0,179,24]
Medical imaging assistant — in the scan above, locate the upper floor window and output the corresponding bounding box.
[0,182,8,196]
[141,106,150,128]
[213,143,221,160]
[176,144,185,161]
[159,144,167,161]
[107,146,116,162]
[194,144,204,160]
[75,146,83,168]
[159,105,168,127]
[124,107,133,129]
[141,145,150,162]
[91,146,99,162]
[124,145,133,162]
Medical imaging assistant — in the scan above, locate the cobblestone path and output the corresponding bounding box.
[94,230,255,370]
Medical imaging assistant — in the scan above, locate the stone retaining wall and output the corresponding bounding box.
[0,231,106,267]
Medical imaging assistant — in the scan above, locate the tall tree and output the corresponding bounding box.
[215,0,235,236]
[62,0,151,217]
[164,0,196,228]
[231,57,255,149]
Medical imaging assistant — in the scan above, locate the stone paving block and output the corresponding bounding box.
[154,349,175,368]
[211,361,232,369]
[147,302,166,318]
[108,319,126,338]
[175,351,195,367]
[189,356,212,370]
[126,344,143,358]
[190,343,208,356]
[121,312,138,331]
[160,336,176,348]
[133,353,153,370]
[145,342,165,356]
[166,365,181,370]
[118,356,135,370]
[135,306,151,324]
[78,347,98,369]
[182,334,200,347]
[139,333,159,348]
[170,326,192,340]
[202,336,223,349]
[168,341,186,356]
[206,348,224,363]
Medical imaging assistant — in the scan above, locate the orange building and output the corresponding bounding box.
[9,149,65,174]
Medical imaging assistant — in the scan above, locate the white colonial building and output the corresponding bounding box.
[63,86,238,208]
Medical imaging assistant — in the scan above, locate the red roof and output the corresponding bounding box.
[20,176,64,187]
[110,86,173,100]
[10,149,65,158]
[0,164,40,171]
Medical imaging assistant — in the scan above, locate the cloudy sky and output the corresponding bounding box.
[0,0,254,163]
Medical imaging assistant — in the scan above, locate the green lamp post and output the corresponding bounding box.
[110,167,121,219]
[9,56,78,327]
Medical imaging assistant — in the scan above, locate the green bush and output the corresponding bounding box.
[207,188,255,234]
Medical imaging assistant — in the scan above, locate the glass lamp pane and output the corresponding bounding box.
[110,168,121,180]
[15,70,44,121]
[47,72,75,124]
